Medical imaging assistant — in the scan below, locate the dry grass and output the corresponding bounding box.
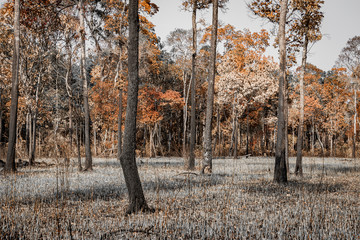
[0,156,359,239]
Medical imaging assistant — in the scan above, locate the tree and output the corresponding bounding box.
[337,36,360,159]
[186,0,198,170]
[5,0,20,173]
[79,0,92,171]
[215,26,277,158]
[202,0,219,174]
[274,0,288,183]
[337,36,360,76]
[120,0,152,214]
[294,0,324,176]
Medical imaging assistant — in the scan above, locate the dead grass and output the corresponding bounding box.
[0,157,359,239]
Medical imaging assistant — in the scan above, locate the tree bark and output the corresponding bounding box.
[79,0,92,171]
[5,0,20,173]
[0,88,3,151]
[295,30,309,176]
[120,0,151,214]
[246,112,249,156]
[187,0,197,170]
[353,87,357,158]
[202,0,218,174]
[274,0,288,184]
[285,83,289,173]
[76,119,82,171]
[117,88,123,161]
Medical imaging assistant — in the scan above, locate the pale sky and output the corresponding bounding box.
[150,0,360,72]
[1,0,359,71]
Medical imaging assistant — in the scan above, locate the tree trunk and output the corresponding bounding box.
[353,87,357,158]
[202,0,218,173]
[187,0,198,170]
[120,0,151,214]
[274,0,288,183]
[79,0,92,171]
[65,37,73,158]
[234,115,238,159]
[285,84,289,173]
[76,119,82,171]
[94,126,97,156]
[246,112,249,156]
[295,30,309,176]
[115,44,124,161]
[118,89,123,161]
[261,109,265,155]
[5,0,20,173]
[0,88,2,148]
[182,71,189,157]
[29,73,41,165]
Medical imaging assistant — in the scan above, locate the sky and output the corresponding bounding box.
[150,0,360,71]
[0,0,359,71]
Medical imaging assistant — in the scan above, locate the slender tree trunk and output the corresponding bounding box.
[0,88,2,148]
[353,87,357,158]
[65,38,73,158]
[274,0,288,183]
[295,31,309,176]
[94,126,97,156]
[311,117,314,154]
[5,0,20,173]
[234,115,238,159]
[120,0,151,214]
[182,71,189,157]
[115,44,124,161]
[29,74,41,165]
[285,84,289,173]
[26,112,30,156]
[29,114,37,165]
[246,112,249,156]
[202,0,218,173]
[79,0,92,171]
[118,89,123,161]
[187,0,198,170]
[261,109,265,155]
[76,119,82,171]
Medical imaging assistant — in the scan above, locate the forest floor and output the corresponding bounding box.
[0,156,359,239]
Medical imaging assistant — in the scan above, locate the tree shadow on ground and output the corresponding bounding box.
[4,172,226,206]
[243,178,346,196]
[306,164,360,175]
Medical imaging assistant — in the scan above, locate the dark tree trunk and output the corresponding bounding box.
[120,0,151,214]
[79,0,92,171]
[29,74,41,166]
[187,0,197,170]
[353,87,357,158]
[295,30,309,176]
[274,0,288,184]
[234,115,238,159]
[285,81,289,173]
[117,89,123,161]
[260,109,265,155]
[0,88,3,151]
[29,114,37,165]
[5,0,20,173]
[202,0,218,174]
[246,112,249,156]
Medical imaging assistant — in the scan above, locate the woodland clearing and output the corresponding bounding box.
[0,156,359,239]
